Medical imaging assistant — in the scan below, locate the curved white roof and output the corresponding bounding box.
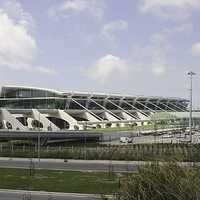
[1,85,63,95]
[0,85,188,101]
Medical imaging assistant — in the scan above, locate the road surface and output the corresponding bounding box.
[0,158,139,172]
[0,190,102,200]
[103,132,200,145]
[0,158,197,173]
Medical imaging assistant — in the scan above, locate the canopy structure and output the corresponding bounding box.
[0,85,190,131]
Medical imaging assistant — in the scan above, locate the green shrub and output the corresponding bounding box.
[115,163,200,200]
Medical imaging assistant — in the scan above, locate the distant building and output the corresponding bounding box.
[0,85,194,131]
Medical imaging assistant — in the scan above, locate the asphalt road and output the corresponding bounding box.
[0,190,101,200]
[103,132,200,145]
[0,158,138,172]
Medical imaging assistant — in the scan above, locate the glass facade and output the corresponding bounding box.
[1,88,62,98]
[0,87,68,110]
[0,87,188,111]
[0,98,66,109]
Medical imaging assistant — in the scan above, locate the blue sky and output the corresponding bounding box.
[0,0,200,106]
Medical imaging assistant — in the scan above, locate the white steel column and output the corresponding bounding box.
[1,109,28,131]
[58,110,79,130]
[32,109,59,131]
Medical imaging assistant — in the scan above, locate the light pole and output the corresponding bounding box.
[187,71,196,142]
[38,112,41,166]
[38,130,40,165]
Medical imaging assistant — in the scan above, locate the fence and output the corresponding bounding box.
[1,143,200,162]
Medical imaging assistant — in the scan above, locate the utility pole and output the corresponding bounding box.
[188,71,196,143]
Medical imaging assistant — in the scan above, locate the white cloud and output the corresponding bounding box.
[139,0,200,20]
[192,42,200,56]
[0,10,36,67]
[151,48,166,76]
[130,33,169,77]
[86,54,129,83]
[61,0,91,11]
[34,66,57,75]
[101,20,128,41]
[0,8,56,75]
[152,65,165,76]
[131,24,193,77]
[151,23,193,43]
[131,45,167,77]
[49,0,105,20]
[1,0,34,28]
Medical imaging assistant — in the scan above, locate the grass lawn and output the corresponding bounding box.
[0,168,118,194]
[87,124,178,133]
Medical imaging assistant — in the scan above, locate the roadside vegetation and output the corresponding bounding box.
[114,162,200,200]
[1,143,200,162]
[1,163,200,199]
[0,168,118,194]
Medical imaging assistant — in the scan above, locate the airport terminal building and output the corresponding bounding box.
[0,85,195,131]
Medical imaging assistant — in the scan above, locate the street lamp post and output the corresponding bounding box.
[187,71,196,143]
[38,112,41,166]
[38,130,40,165]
